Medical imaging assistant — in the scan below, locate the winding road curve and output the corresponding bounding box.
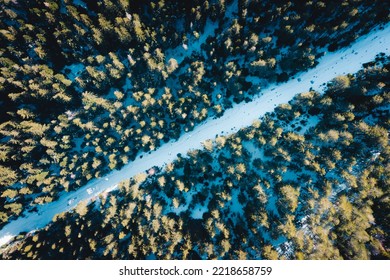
[1,23,389,248]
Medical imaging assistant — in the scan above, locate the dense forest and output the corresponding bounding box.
[0,0,389,229]
[1,56,388,259]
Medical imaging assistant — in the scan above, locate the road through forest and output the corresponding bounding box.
[1,23,389,248]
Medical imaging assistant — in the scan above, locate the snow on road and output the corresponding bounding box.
[0,23,389,248]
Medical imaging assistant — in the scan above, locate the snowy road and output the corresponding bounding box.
[1,23,389,248]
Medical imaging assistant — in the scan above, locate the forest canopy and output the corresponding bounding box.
[0,0,389,260]
[1,55,389,260]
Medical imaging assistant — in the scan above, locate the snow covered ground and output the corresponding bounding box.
[0,23,389,248]
[164,18,219,65]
